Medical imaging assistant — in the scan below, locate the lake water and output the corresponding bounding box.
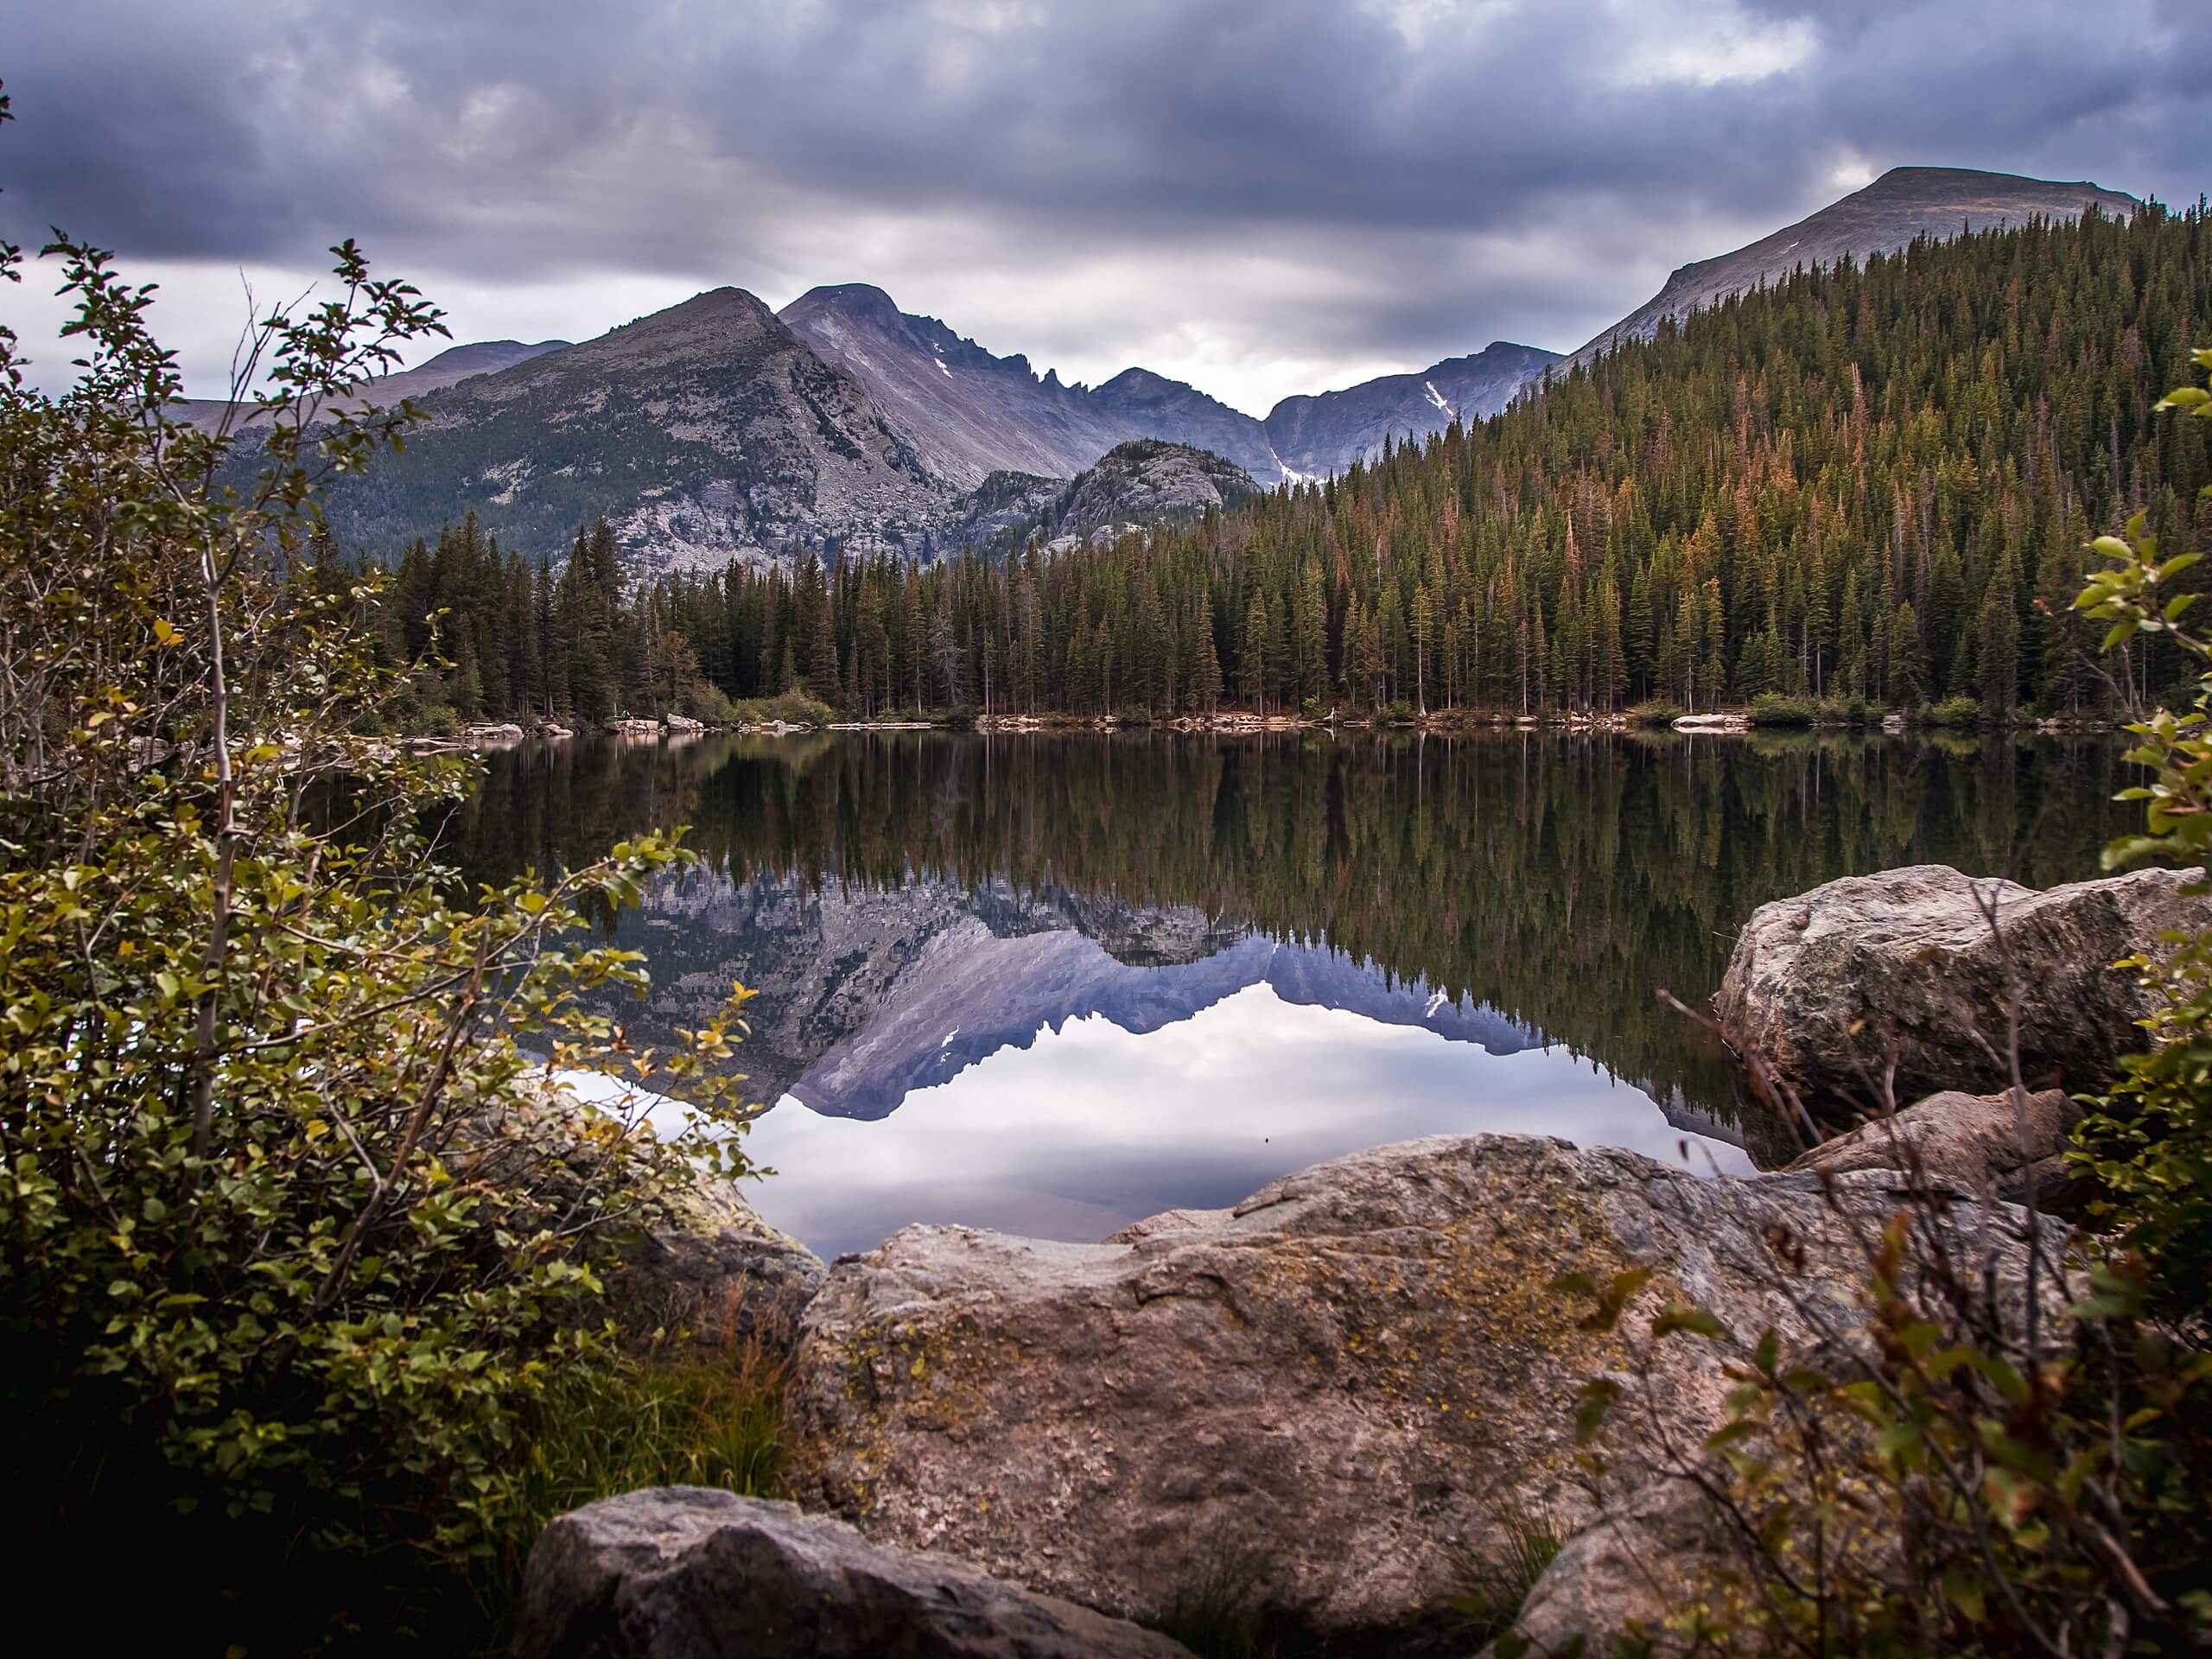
[454,729,2132,1258]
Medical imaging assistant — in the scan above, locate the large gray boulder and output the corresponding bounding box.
[512,1487,1192,1659]
[1713,864,2204,1120]
[621,1174,826,1352]
[784,1134,2037,1646]
[1787,1087,2087,1212]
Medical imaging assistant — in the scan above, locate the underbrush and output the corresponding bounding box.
[1627,699,1685,727]
[1814,692,1882,726]
[730,689,838,728]
[1746,692,1816,726]
[1915,692,1986,728]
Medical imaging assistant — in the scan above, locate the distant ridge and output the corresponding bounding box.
[1567,166,2139,372]
[173,337,569,429]
[1262,341,1561,479]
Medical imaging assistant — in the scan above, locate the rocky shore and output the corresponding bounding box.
[513,862,2183,1657]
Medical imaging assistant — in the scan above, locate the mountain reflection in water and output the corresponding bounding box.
[454,729,2129,1256]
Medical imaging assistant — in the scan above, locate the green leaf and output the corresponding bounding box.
[1941,1567,1987,1623]
[1649,1302,1732,1342]
[1573,1377,1623,1446]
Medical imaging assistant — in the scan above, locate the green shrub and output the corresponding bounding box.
[1814,693,1881,726]
[1446,1503,1563,1648]
[683,678,741,726]
[1628,699,1685,727]
[0,225,756,1649]
[1915,693,1986,728]
[730,689,836,728]
[1746,692,1816,727]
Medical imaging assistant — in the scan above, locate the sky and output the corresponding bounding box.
[3,0,2205,417]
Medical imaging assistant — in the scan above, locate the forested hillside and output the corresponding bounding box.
[378,202,2209,724]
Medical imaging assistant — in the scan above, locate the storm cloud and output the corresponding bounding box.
[3,0,2204,413]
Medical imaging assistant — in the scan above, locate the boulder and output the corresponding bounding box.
[1673,711,1748,732]
[1787,1087,2087,1212]
[1713,864,2205,1117]
[622,1173,826,1352]
[784,1134,2037,1646]
[512,1487,1192,1659]
[663,712,707,734]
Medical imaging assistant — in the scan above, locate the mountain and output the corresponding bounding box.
[782,283,1286,486]
[1262,341,1561,479]
[779,283,1133,484]
[303,165,2150,575]
[314,288,946,573]
[943,440,1262,554]
[1039,439,1261,543]
[174,336,569,429]
[1566,165,2139,371]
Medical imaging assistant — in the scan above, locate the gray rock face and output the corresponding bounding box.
[1713,863,2204,1116]
[1044,440,1259,531]
[1567,167,2139,372]
[512,1487,1193,1659]
[621,1175,826,1352]
[938,442,1262,559]
[784,284,1286,489]
[312,288,948,575]
[1086,368,1286,487]
[1261,342,1560,480]
[783,1134,2031,1644]
[782,284,1142,487]
[1787,1087,2086,1211]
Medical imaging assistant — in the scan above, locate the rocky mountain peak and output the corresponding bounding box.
[1567,165,2140,370]
[785,282,906,327]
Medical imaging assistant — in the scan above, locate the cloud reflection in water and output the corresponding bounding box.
[741,982,1754,1259]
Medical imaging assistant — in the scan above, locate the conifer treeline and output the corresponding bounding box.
[378,203,2210,722]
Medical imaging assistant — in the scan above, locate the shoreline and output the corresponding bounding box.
[401,708,2126,745]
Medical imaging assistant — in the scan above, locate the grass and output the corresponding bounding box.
[1627,699,1685,727]
[462,1322,791,1649]
[1445,1502,1566,1650]
[1157,1530,1280,1658]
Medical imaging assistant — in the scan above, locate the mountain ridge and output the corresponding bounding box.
[1565,165,2139,371]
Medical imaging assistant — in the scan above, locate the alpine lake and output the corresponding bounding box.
[450,728,2133,1259]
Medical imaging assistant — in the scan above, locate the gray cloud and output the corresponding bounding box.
[3,0,2204,413]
